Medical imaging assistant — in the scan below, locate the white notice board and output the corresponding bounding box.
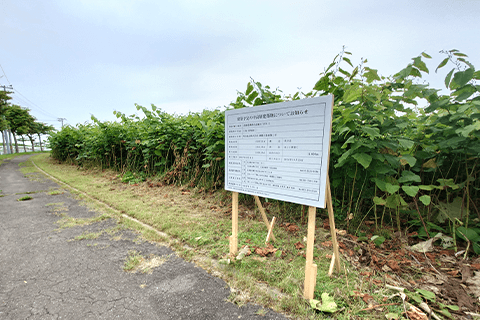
[224,95,334,208]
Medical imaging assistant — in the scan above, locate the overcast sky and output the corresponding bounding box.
[1,0,479,130]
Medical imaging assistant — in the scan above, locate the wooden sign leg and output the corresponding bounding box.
[254,195,276,242]
[326,179,341,274]
[229,192,239,257]
[303,206,317,299]
[265,217,276,244]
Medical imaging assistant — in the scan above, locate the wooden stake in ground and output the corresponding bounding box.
[326,179,341,273]
[265,217,276,244]
[254,195,276,242]
[303,206,318,299]
[229,192,239,256]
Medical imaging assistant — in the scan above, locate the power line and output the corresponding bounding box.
[0,64,11,85]
[12,88,59,119]
[0,63,60,119]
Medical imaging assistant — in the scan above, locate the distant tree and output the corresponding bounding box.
[28,122,55,151]
[0,90,12,153]
[4,105,36,153]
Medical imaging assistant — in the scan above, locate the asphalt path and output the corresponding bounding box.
[0,155,288,320]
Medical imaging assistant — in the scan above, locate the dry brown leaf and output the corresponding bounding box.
[294,241,305,250]
[321,241,333,247]
[387,260,400,271]
[406,304,428,320]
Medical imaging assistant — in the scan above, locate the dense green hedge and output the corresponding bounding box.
[49,49,480,248]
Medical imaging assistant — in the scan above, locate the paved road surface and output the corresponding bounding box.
[0,155,287,320]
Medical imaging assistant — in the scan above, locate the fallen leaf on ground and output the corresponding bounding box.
[254,243,277,257]
[387,260,400,271]
[406,304,428,320]
[294,241,305,250]
[466,271,480,298]
[321,241,332,247]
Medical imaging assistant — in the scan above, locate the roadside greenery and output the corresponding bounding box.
[1,89,55,154]
[48,49,480,252]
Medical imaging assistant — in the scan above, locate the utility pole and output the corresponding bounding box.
[57,118,66,128]
[0,85,13,92]
[1,84,13,154]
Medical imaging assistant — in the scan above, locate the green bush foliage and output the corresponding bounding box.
[48,49,480,242]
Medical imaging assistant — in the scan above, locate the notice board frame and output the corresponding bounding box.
[224,96,333,209]
[224,95,341,300]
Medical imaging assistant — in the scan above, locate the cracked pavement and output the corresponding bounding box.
[0,155,288,319]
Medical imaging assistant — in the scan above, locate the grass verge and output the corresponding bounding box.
[31,153,402,319]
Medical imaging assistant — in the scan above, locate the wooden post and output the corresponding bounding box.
[265,217,276,244]
[326,179,341,273]
[254,195,276,242]
[229,192,239,256]
[303,206,317,299]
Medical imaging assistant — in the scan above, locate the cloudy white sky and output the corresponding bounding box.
[1,0,479,130]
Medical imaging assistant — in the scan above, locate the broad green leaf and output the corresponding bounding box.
[419,195,431,206]
[421,52,432,59]
[352,152,372,169]
[437,179,459,189]
[374,178,387,192]
[453,85,476,101]
[452,68,475,87]
[456,122,480,137]
[425,98,449,113]
[419,185,436,191]
[318,293,338,313]
[398,171,421,183]
[400,154,417,166]
[341,135,356,149]
[410,67,422,78]
[386,194,407,209]
[335,149,354,168]
[412,56,429,73]
[453,52,468,57]
[339,68,351,77]
[363,67,381,83]
[416,289,436,301]
[371,235,386,247]
[445,68,455,89]
[310,293,338,313]
[398,138,414,150]
[456,226,480,242]
[361,126,380,139]
[343,85,362,103]
[246,91,259,104]
[385,183,400,194]
[436,197,467,223]
[373,196,386,205]
[374,164,395,175]
[402,185,419,197]
[253,97,263,106]
[441,309,452,318]
[436,57,449,72]
[396,64,413,79]
[313,76,329,91]
[343,57,353,67]
[245,82,254,95]
[445,305,459,311]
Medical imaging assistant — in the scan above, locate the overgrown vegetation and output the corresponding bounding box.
[48,49,479,253]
